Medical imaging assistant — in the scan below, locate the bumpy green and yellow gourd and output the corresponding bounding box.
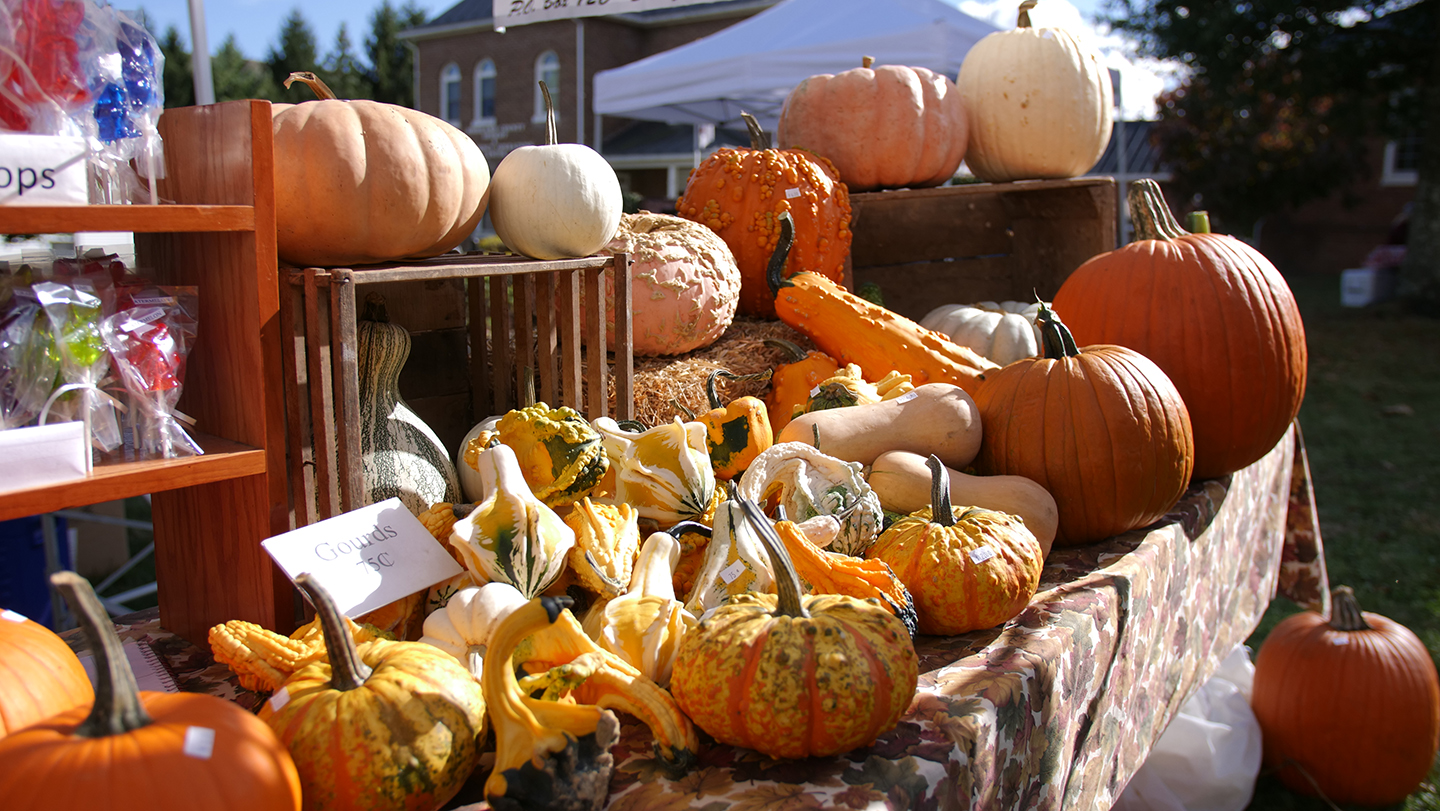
[800,363,914,415]
[867,456,1044,635]
[496,402,608,507]
[696,369,774,481]
[592,417,719,528]
[449,442,575,599]
[564,498,642,599]
[671,500,918,759]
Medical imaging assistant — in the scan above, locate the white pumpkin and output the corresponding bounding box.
[489,83,622,260]
[419,582,528,678]
[919,301,1043,366]
[593,212,741,356]
[955,0,1114,182]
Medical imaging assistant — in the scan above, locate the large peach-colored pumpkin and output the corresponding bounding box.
[594,212,742,356]
[955,1,1113,182]
[272,73,491,268]
[778,56,968,192]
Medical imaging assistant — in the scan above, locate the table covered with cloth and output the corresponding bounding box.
[66,424,1329,811]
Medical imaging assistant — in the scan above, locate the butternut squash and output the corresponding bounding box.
[777,383,981,470]
[867,450,1058,556]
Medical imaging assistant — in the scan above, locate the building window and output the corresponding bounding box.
[472,59,496,129]
[533,51,560,124]
[440,63,462,126]
[1383,134,1420,187]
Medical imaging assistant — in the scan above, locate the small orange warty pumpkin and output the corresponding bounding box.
[1052,179,1308,480]
[973,302,1194,546]
[778,56,968,192]
[670,499,918,759]
[0,606,93,738]
[676,113,852,319]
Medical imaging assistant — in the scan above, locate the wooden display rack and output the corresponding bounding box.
[280,254,636,526]
[848,177,1118,320]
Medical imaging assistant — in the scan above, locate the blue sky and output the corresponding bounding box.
[134,0,1108,61]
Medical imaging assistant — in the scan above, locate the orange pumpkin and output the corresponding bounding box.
[763,338,840,433]
[676,113,852,319]
[1252,586,1440,806]
[778,56,968,192]
[0,607,93,738]
[272,72,491,268]
[0,573,302,811]
[973,302,1194,546]
[1052,179,1307,479]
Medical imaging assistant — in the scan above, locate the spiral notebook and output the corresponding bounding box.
[78,637,180,693]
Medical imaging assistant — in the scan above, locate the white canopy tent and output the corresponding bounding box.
[592,0,1000,132]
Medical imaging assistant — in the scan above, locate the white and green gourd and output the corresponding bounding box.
[357,292,462,514]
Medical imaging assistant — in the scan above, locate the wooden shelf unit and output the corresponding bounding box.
[0,101,293,644]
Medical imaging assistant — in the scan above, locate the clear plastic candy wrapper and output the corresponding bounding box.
[101,283,201,459]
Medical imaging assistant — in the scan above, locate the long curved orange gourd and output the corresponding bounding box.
[767,212,998,398]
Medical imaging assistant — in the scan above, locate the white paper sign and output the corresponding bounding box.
[0,134,89,206]
[261,498,464,618]
[497,0,726,28]
[0,421,88,494]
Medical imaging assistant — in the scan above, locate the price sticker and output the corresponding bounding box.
[183,726,216,759]
[1,609,26,623]
[969,546,996,565]
[785,188,801,199]
[269,687,291,713]
[719,559,747,584]
[894,390,919,404]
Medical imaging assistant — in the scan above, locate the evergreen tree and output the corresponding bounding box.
[155,25,194,109]
[266,9,322,100]
[212,35,278,102]
[366,1,429,106]
[322,24,370,100]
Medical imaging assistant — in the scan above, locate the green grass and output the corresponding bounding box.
[1242,271,1440,811]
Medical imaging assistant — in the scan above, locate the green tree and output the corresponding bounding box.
[1104,0,1440,312]
[155,25,194,109]
[365,1,429,106]
[267,9,322,100]
[212,35,278,102]
[322,23,370,100]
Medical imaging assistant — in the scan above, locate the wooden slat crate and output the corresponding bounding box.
[847,177,1119,321]
[280,253,633,526]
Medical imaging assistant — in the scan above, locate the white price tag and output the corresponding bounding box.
[268,687,291,712]
[969,545,996,565]
[810,385,821,397]
[183,726,216,759]
[785,188,801,199]
[894,390,919,404]
[1,609,26,623]
[719,559,747,584]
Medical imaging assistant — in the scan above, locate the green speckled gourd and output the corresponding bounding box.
[496,403,608,508]
[358,293,461,513]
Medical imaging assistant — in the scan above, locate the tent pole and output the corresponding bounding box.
[187,0,215,105]
[575,20,586,145]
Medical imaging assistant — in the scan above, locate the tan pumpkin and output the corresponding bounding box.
[955,1,1113,181]
[272,72,490,267]
[778,56,968,192]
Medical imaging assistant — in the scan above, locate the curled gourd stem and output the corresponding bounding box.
[926,455,956,528]
[296,573,373,691]
[1017,0,1037,27]
[615,419,650,433]
[539,81,558,145]
[1128,179,1190,242]
[51,571,152,738]
[283,70,339,99]
[1035,301,1081,360]
[1328,586,1373,632]
[705,368,774,410]
[766,211,797,295]
[738,499,810,619]
[664,520,714,541]
[671,398,697,420]
[764,337,809,363]
[741,111,771,149]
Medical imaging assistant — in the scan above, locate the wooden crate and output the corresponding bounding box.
[848,177,1118,321]
[280,253,634,526]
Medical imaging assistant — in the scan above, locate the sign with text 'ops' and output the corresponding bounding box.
[498,0,727,28]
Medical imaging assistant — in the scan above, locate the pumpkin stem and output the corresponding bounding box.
[705,368,775,410]
[295,573,373,691]
[664,520,713,540]
[1328,585,1373,632]
[862,55,875,69]
[50,571,154,738]
[1017,0,1037,27]
[670,397,697,420]
[1035,301,1081,359]
[615,419,650,433]
[738,499,810,620]
[1186,210,1211,234]
[766,211,797,295]
[741,111,771,149]
[926,455,956,528]
[763,337,809,363]
[1127,179,1189,242]
[283,70,339,100]
[539,81,558,146]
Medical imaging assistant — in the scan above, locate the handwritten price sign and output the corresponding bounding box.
[498,0,725,27]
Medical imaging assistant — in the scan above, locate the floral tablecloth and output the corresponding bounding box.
[66,425,1324,811]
